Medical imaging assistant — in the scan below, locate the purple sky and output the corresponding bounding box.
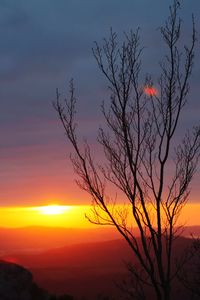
[0,0,199,206]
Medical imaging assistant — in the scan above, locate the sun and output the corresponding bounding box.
[37,205,71,215]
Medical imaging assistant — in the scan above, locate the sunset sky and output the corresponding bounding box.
[0,1,200,227]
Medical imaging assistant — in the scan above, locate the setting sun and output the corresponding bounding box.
[35,205,71,215]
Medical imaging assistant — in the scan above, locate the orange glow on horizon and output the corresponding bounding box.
[144,86,158,96]
[0,205,92,228]
[0,203,200,229]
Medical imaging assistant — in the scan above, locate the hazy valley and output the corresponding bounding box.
[1,226,200,299]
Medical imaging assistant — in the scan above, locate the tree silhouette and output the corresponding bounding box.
[54,1,200,300]
[178,238,200,300]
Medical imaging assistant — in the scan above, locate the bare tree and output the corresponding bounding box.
[54,1,200,300]
[178,238,200,300]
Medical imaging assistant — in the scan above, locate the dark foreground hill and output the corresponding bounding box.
[0,260,74,300]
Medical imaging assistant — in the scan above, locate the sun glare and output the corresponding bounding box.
[37,205,71,215]
[144,86,158,96]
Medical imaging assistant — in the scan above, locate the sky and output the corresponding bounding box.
[0,0,200,208]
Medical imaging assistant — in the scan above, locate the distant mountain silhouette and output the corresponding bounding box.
[0,225,199,254]
[1,239,130,299]
[0,226,121,254]
[1,234,198,299]
[0,226,199,299]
